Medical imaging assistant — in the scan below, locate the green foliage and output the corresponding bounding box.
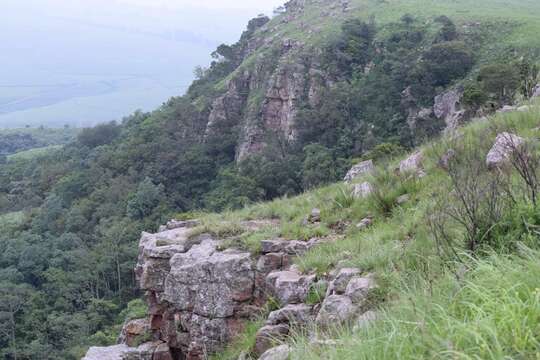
[302,144,339,189]
[126,178,165,219]
[478,63,521,104]
[422,41,474,87]
[76,121,121,148]
[463,81,488,106]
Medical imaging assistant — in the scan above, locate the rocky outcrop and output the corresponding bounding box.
[486,132,524,169]
[118,318,151,347]
[344,160,375,183]
[434,87,468,132]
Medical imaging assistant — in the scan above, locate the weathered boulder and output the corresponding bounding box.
[399,151,424,176]
[308,208,321,223]
[486,132,525,169]
[266,270,316,305]
[266,303,313,326]
[344,160,375,183]
[163,240,254,317]
[345,275,376,304]
[434,87,467,131]
[261,239,309,255]
[315,295,356,326]
[257,252,290,274]
[255,324,290,355]
[259,345,291,360]
[533,84,540,98]
[327,268,361,295]
[118,318,150,347]
[352,182,374,199]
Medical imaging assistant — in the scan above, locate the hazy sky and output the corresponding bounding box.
[0,0,285,128]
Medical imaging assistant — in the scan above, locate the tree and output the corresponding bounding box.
[423,41,474,87]
[77,121,121,148]
[204,168,263,211]
[126,178,165,220]
[302,144,338,189]
[478,63,521,104]
[0,282,33,360]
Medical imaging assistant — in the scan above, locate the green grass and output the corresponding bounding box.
[201,101,540,359]
[7,145,62,161]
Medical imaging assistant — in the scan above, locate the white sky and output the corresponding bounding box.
[116,0,285,11]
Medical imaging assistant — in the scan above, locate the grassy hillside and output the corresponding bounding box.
[264,0,540,49]
[185,100,540,359]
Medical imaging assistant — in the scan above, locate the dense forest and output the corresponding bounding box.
[1,3,539,358]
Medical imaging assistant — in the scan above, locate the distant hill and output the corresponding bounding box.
[0,127,79,156]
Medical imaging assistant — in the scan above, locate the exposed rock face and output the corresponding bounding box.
[434,87,468,132]
[118,318,150,347]
[344,160,375,183]
[266,269,316,305]
[486,132,525,169]
[315,295,356,326]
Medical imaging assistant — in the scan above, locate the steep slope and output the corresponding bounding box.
[1,0,540,359]
[85,100,540,359]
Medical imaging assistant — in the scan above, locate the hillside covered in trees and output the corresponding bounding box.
[1,0,540,358]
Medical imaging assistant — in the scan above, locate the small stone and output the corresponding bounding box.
[517,105,531,112]
[396,194,410,205]
[308,208,321,223]
[255,325,289,356]
[356,217,373,230]
[259,345,290,360]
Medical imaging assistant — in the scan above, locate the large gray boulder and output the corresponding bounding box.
[163,240,254,318]
[345,275,377,304]
[486,132,525,169]
[266,270,316,305]
[344,160,375,183]
[315,295,356,326]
